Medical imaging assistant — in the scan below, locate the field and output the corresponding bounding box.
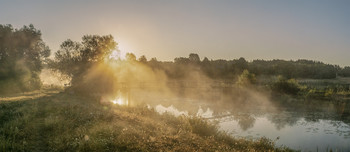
[0,89,293,152]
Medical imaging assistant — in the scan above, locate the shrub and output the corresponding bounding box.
[272,76,301,95]
[237,69,257,87]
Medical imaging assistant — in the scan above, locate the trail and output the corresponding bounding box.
[0,89,59,102]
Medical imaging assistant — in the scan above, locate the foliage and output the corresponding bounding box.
[49,35,117,92]
[188,53,200,64]
[249,59,338,79]
[237,69,257,87]
[0,24,50,94]
[324,88,335,98]
[339,66,350,77]
[126,53,136,61]
[300,85,350,100]
[138,55,147,63]
[137,53,343,80]
[272,76,301,95]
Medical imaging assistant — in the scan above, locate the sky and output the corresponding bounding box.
[1,0,350,66]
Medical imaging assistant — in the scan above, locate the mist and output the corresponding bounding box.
[2,25,350,151]
[61,51,278,118]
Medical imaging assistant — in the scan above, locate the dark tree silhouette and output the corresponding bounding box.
[339,66,350,77]
[138,55,147,63]
[49,35,117,87]
[174,57,190,64]
[0,24,50,93]
[126,53,136,61]
[189,53,200,64]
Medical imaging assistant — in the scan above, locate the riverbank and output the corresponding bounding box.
[0,90,294,151]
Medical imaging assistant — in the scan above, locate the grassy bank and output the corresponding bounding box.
[0,89,294,151]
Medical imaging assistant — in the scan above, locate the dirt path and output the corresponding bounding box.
[0,90,59,102]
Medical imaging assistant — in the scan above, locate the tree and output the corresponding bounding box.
[234,57,248,73]
[189,53,200,63]
[0,24,50,93]
[202,57,210,64]
[148,57,159,69]
[138,55,147,63]
[174,57,190,64]
[150,57,158,62]
[126,52,136,61]
[339,66,350,77]
[49,35,117,88]
[237,70,256,87]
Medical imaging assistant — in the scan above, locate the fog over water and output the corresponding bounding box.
[120,88,350,151]
[150,100,350,151]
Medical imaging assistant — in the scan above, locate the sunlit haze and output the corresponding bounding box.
[2,1,350,151]
[1,0,349,66]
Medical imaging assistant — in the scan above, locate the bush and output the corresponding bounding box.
[272,76,301,95]
[237,69,257,87]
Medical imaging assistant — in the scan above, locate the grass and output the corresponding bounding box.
[0,89,294,151]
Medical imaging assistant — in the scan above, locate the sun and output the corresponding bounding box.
[110,38,134,60]
[110,50,124,60]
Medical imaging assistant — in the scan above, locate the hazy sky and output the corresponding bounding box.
[1,0,350,66]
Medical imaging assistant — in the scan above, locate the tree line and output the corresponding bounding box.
[139,54,347,80]
[1,24,350,94]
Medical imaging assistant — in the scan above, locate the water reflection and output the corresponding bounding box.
[219,113,350,151]
[233,114,256,131]
[126,87,350,150]
[150,103,350,151]
[267,112,300,130]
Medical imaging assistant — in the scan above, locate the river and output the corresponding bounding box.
[150,99,350,151]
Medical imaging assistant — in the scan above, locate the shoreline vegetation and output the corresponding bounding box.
[0,89,294,152]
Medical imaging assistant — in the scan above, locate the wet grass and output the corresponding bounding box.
[0,90,295,151]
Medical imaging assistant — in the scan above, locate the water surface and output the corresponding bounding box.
[153,103,350,151]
